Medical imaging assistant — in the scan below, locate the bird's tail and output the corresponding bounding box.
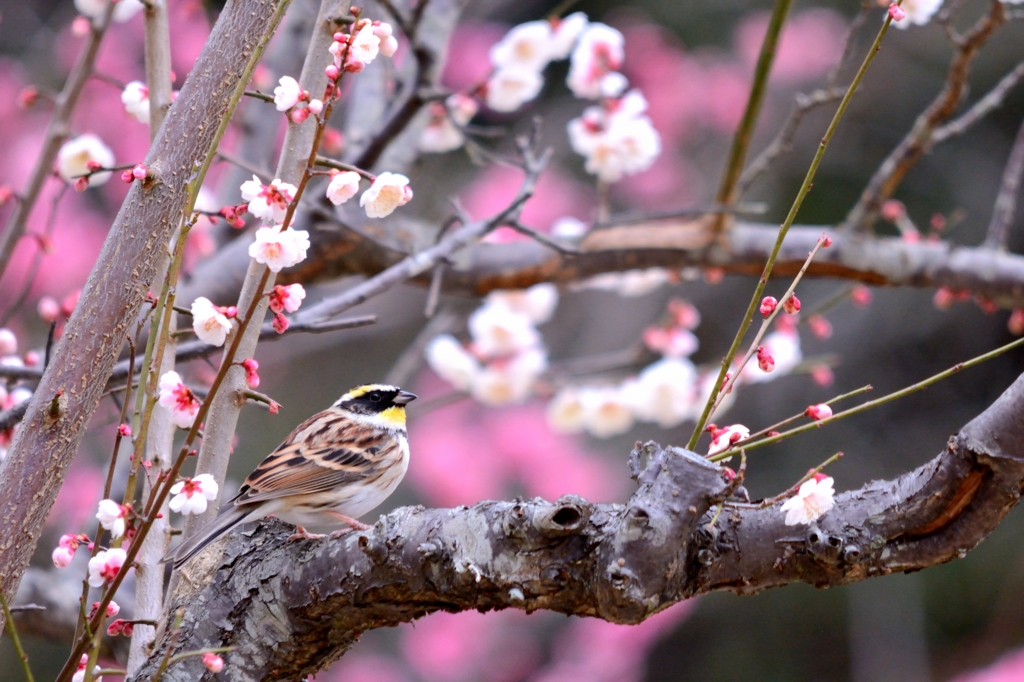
[162,506,251,569]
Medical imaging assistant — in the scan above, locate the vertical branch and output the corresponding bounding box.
[128,4,176,660]
[180,0,352,545]
[984,117,1024,250]
[0,3,116,281]
[0,0,291,632]
[710,0,793,235]
[143,0,175,135]
[1,591,35,682]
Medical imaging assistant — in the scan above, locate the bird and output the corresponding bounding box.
[164,383,416,568]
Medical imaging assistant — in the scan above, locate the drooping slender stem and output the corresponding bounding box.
[687,10,899,450]
[711,0,793,233]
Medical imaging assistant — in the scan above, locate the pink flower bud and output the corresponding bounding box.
[880,199,905,222]
[71,16,90,36]
[325,64,340,80]
[107,619,125,636]
[756,345,775,373]
[759,296,777,318]
[888,3,906,21]
[269,401,281,415]
[808,315,833,339]
[820,234,833,247]
[52,546,75,568]
[308,99,323,115]
[0,186,12,206]
[223,306,238,318]
[241,358,260,388]
[118,423,132,438]
[107,601,120,617]
[1009,309,1024,336]
[38,296,60,322]
[121,170,134,183]
[933,287,954,310]
[203,652,225,673]
[290,107,310,124]
[850,285,872,307]
[805,403,833,421]
[74,177,89,192]
[17,86,39,108]
[272,312,289,334]
[810,364,834,387]
[132,163,148,180]
[783,294,801,315]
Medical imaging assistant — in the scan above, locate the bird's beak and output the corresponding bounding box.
[393,391,417,406]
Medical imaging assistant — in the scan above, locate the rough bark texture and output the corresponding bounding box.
[0,0,286,606]
[131,370,1024,682]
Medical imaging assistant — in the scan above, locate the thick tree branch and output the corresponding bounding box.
[133,369,1024,681]
[0,0,289,611]
[179,216,1024,309]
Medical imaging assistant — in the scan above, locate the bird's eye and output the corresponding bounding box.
[368,392,381,402]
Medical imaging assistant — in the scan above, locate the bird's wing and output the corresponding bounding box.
[232,409,397,504]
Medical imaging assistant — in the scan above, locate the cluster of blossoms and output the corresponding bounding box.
[326,170,413,219]
[426,284,557,406]
[419,13,660,184]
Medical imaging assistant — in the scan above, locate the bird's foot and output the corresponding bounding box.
[324,510,372,531]
[287,525,326,542]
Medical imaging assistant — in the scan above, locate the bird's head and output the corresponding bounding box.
[335,383,417,429]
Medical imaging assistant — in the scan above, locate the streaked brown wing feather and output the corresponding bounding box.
[233,409,397,504]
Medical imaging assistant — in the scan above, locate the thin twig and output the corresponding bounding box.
[932,60,1024,144]
[984,116,1024,250]
[688,11,899,450]
[712,334,1024,460]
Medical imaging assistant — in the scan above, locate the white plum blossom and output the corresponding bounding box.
[359,172,413,218]
[546,387,587,434]
[781,475,836,525]
[53,546,75,568]
[568,91,661,183]
[625,357,698,428]
[72,654,104,682]
[121,81,150,124]
[157,371,201,429]
[580,386,635,438]
[551,12,589,60]
[419,94,479,153]
[892,0,944,28]
[425,334,480,391]
[347,21,381,67]
[577,268,670,297]
[96,499,128,539]
[551,216,589,239]
[708,424,750,457]
[87,547,127,587]
[169,474,219,516]
[240,175,296,224]
[75,0,143,22]
[325,170,361,205]
[485,66,544,113]
[57,134,115,187]
[248,225,310,272]
[486,283,559,325]
[190,297,233,347]
[490,21,556,72]
[470,347,547,406]
[567,23,625,99]
[468,301,540,358]
[269,283,306,314]
[373,22,399,57]
[273,75,304,111]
